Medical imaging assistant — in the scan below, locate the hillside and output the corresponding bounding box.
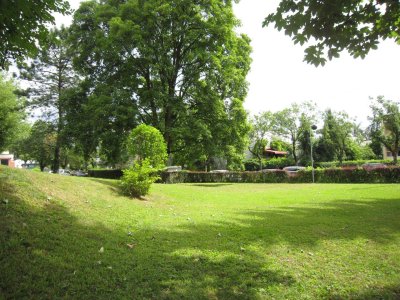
[1,167,400,299]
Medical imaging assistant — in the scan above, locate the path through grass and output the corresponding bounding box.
[1,167,399,299]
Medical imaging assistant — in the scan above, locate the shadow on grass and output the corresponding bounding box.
[0,175,293,299]
[329,285,400,300]
[232,198,400,247]
[88,178,120,190]
[189,183,233,188]
[1,172,399,299]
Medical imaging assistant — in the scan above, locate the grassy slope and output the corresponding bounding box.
[0,167,400,299]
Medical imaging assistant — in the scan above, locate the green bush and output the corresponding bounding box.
[120,161,159,197]
[126,124,167,169]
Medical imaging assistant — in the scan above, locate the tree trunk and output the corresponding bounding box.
[292,140,297,164]
[52,142,60,173]
[393,151,398,164]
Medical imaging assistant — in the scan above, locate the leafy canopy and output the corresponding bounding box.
[0,0,70,69]
[369,96,400,163]
[264,0,400,66]
[0,74,25,152]
[70,0,251,167]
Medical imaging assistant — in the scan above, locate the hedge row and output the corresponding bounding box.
[160,170,288,184]
[88,169,123,179]
[160,167,400,184]
[243,157,295,171]
[87,167,400,183]
[317,159,394,168]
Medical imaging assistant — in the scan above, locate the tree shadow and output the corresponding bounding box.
[328,284,400,299]
[189,183,233,188]
[1,172,399,298]
[232,198,400,247]
[88,178,120,190]
[0,176,293,299]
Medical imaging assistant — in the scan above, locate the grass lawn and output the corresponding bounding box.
[1,167,400,299]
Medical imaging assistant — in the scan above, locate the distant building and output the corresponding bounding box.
[264,148,288,159]
[381,128,400,160]
[0,151,15,168]
[382,146,400,160]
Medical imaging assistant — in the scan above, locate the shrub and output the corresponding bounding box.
[120,160,159,197]
[126,124,167,169]
[122,124,167,197]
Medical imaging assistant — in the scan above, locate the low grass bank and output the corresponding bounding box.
[1,167,400,299]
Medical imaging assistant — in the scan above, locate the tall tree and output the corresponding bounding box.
[369,97,400,163]
[70,0,251,167]
[0,73,25,152]
[272,101,317,163]
[248,111,274,170]
[0,0,70,69]
[264,0,400,66]
[19,27,78,172]
[27,121,56,171]
[318,109,354,164]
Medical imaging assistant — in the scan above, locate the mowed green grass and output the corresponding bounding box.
[1,167,399,299]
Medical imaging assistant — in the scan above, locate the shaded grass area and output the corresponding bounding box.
[0,167,400,299]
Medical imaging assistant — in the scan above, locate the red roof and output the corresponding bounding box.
[265,149,288,155]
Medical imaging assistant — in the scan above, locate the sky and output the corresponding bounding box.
[57,0,400,126]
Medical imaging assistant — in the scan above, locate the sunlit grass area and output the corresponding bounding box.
[1,167,399,299]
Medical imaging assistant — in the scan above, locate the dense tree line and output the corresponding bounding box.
[6,0,251,171]
[248,99,399,169]
[1,0,399,171]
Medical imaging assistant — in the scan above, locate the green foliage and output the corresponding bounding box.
[270,138,291,152]
[293,167,400,184]
[272,101,317,163]
[243,157,294,171]
[18,27,78,172]
[263,0,400,66]
[344,141,377,161]
[23,121,56,171]
[0,74,25,152]
[160,170,288,184]
[316,109,354,164]
[127,124,167,170]
[0,0,70,69]
[70,0,251,167]
[369,97,400,164]
[160,167,400,184]
[122,125,167,197]
[120,160,160,197]
[248,111,273,170]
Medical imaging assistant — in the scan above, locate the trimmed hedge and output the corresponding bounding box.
[88,169,123,179]
[160,167,400,184]
[87,166,400,183]
[160,170,288,184]
[243,157,295,171]
[317,159,394,168]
